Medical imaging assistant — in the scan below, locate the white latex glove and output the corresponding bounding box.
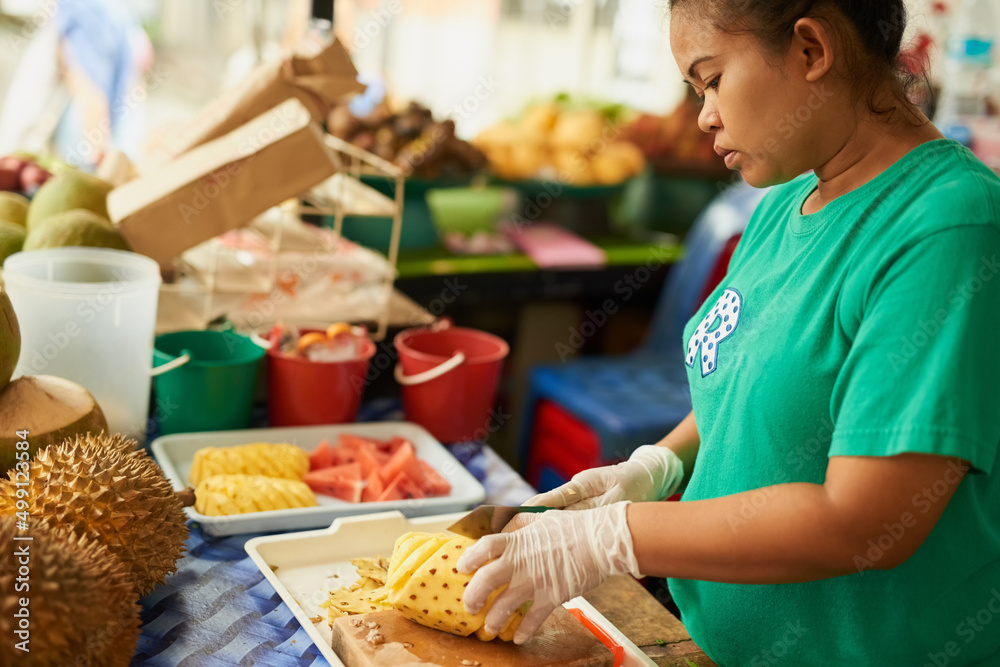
[524,444,684,510]
[456,501,641,644]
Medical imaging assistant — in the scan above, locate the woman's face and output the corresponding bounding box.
[669,8,841,187]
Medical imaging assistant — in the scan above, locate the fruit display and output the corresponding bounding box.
[0,433,190,596]
[0,153,54,195]
[0,375,108,473]
[327,100,488,179]
[194,474,317,516]
[474,97,646,185]
[320,537,527,642]
[187,434,453,513]
[25,170,113,230]
[270,321,370,362]
[189,442,310,486]
[23,208,129,251]
[621,91,726,173]
[0,516,141,667]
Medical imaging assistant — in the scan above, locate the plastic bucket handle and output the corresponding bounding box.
[151,353,191,377]
[394,351,466,386]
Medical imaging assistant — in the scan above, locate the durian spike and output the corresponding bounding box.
[0,433,189,596]
[0,515,140,667]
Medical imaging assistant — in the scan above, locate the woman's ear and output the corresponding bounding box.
[790,17,835,83]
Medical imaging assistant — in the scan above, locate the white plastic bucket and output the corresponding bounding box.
[3,248,162,440]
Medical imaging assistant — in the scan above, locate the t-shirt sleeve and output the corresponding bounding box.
[829,225,1000,474]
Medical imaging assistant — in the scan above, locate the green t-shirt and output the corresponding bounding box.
[669,139,1000,666]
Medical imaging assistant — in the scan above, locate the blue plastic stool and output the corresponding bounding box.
[519,180,768,487]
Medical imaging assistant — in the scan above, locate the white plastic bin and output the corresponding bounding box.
[4,248,161,440]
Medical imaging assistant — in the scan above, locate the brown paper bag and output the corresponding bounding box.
[168,39,365,156]
[108,98,338,268]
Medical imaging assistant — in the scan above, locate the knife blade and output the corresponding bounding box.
[446,505,553,539]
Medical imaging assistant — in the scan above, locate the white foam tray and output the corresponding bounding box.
[244,511,657,667]
[151,422,487,537]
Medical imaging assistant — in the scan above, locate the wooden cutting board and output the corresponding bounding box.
[331,607,614,667]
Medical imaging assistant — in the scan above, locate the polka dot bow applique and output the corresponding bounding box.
[686,288,743,377]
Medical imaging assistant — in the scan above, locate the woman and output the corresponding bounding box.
[457,1,1000,664]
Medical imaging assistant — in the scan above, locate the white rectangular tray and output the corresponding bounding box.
[151,422,487,537]
[244,511,657,667]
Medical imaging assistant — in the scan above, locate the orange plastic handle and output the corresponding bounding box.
[568,607,625,667]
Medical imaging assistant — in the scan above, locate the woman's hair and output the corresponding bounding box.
[669,0,923,122]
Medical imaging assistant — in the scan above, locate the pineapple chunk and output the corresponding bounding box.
[194,474,317,515]
[189,443,308,486]
[386,532,527,641]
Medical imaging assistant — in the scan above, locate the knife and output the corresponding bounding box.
[446,505,553,539]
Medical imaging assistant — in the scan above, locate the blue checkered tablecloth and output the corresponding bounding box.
[133,430,536,666]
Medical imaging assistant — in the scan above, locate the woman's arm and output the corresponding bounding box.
[629,452,968,583]
[652,410,700,487]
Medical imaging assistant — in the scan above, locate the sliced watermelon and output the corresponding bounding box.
[360,468,385,503]
[310,477,364,503]
[304,462,362,482]
[339,433,386,452]
[309,438,335,470]
[376,472,407,502]
[329,446,358,467]
[304,462,364,502]
[355,441,389,478]
[417,460,451,496]
[380,439,426,487]
[397,475,426,500]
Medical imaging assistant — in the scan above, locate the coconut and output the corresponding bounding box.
[0,375,107,473]
[0,221,25,265]
[23,208,129,251]
[25,170,113,231]
[0,192,28,227]
[0,515,141,667]
[0,289,19,394]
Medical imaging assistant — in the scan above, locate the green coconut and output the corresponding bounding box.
[0,222,25,266]
[0,375,107,474]
[0,291,19,394]
[26,171,113,231]
[23,209,129,252]
[0,192,28,227]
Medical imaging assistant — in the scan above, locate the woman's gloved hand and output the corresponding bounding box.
[456,501,641,644]
[523,445,684,510]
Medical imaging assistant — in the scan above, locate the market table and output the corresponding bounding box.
[135,440,714,667]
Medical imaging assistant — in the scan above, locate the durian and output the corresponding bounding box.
[385,531,528,641]
[0,515,140,667]
[0,433,189,596]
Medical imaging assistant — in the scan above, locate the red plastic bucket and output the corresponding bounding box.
[266,330,376,427]
[394,322,509,443]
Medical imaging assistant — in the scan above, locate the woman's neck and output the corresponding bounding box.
[802,106,944,216]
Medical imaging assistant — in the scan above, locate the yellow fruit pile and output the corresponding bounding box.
[475,103,646,185]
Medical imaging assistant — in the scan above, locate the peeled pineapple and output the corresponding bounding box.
[385,531,528,641]
[194,474,317,516]
[189,443,308,486]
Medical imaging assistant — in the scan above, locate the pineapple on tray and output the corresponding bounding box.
[323,532,529,642]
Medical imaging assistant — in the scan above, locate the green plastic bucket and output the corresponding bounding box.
[152,330,266,435]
